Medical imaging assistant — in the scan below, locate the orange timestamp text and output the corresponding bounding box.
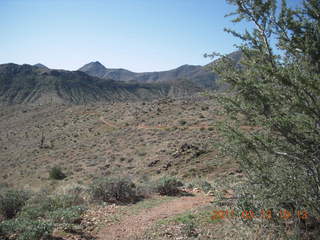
[211,209,309,221]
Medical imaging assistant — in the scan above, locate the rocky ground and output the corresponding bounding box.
[0,95,233,191]
[1,94,288,239]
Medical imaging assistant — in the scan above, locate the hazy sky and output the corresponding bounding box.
[0,0,302,72]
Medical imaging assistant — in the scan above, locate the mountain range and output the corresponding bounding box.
[78,50,242,88]
[0,51,241,105]
[78,62,218,88]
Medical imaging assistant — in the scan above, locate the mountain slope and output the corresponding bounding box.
[79,61,136,81]
[0,64,209,105]
[79,62,218,88]
[34,63,49,70]
[0,64,175,105]
[78,51,242,88]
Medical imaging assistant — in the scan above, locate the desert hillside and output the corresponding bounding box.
[0,95,233,190]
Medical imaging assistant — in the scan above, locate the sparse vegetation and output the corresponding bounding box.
[0,218,54,240]
[4,0,315,239]
[0,189,30,219]
[178,119,187,126]
[154,176,183,196]
[0,187,88,240]
[49,166,66,180]
[0,93,239,239]
[89,177,138,204]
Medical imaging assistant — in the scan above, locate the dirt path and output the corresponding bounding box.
[99,116,120,129]
[97,194,212,240]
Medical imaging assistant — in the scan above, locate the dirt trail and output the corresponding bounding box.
[97,194,212,240]
[99,116,120,129]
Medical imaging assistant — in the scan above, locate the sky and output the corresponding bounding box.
[0,0,302,72]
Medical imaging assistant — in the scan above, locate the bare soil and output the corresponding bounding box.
[97,193,212,240]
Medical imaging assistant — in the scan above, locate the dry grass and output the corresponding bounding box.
[0,95,234,192]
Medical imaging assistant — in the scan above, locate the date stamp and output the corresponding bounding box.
[211,209,309,221]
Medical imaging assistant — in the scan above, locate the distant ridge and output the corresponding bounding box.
[0,63,207,105]
[79,61,135,82]
[78,50,242,89]
[0,51,242,105]
[34,63,49,70]
[79,61,218,89]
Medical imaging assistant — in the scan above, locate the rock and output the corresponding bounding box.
[180,143,199,152]
[193,188,201,193]
[206,190,215,196]
[223,189,235,198]
[148,160,160,167]
[172,151,181,158]
[163,162,172,170]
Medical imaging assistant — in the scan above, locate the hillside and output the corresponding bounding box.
[0,95,254,239]
[34,63,49,70]
[0,51,242,105]
[78,51,242,89]
[79,62,218,89]
[0,63,206,105]
[0,95,235,190]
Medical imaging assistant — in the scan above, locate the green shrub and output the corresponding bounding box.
[0,183,9,192]
[20,191,87,221]
[89,177,137,204]
[211,0,320,237]
[19,205,45,220]
[201,106,209,111]
[182,221,198,238]
[48,205,86,224]
[49,166,66,180]
[0,189,30,219]
[178,119,187,126]
[194,180,212,193]
[185,182,194,190]
[0,218,53,240]
[65,185,88,202]
[154,176,183,196]
[50,194,85,209]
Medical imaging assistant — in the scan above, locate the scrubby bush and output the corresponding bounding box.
[49,166,66,180]
[19,205,45,220]
[23,192,86,217]
[56,184,88,205]
[50,194,86,209]
[0,186,88,240]
[154,176,183,196]
[0,189,30,219]
[0,218,53,240]
[194,180,212,193]
[135,182,154,198]
[201,106,209,111]
[48,205,86,224]
[185,182,194,190]
[89,177,137,204]
[178,119,187,126]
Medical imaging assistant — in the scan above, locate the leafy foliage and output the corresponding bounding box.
[212,0,320,223]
